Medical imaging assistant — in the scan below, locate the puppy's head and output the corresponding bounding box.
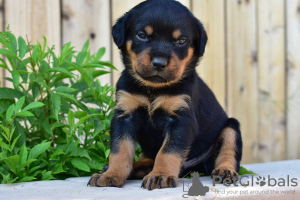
[112,0,207,87]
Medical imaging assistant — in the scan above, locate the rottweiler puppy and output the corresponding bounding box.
[88,0,242,190]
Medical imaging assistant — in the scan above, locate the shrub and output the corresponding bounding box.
[0,27,116,184]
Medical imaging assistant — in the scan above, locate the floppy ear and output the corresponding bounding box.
[195,21,208,57]
[112,13,130,49]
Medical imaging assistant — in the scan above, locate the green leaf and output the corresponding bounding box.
[76,51,87,65]
[52,163,65,174]
[52,93,61,121]
[75,111,88,119]
[6,104,15,121]
[3,155,19,174]
[28,141,52,160]
[0,99,14,114]
[92,70,111,78]
[81,39,89,52]
[71,114,101,134]
[42,36,47,52]
[11,70,20,87]
[49,148,65,160]
[19,176,36,182]
[18,159,37,170]
[18,36,29,59]
[105,149,110,159]
[53,86,77,93]
[42,119,53,137]
[15,96,26,113]
[0,34,14,51]
[96,141,106,154]
[66,61,92,87]
[70,148,92,161]
[95,47,105,61]
[19,144,28,165]
[41,171,54,180]
[22,102,44,111]
[96,61,118,71]
[238,166,257,175]
[56,92,80,106]
[0,88,23,98]
[68,110,75,128]
[71,158,90,172]
[0,138,10,150]
[43,68,74,78]
[11,134,21,150]
[16,110,34,117]
[0,49,20,60]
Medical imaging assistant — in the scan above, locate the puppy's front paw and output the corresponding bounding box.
[141,172,178,190]
[87,172,126,187]
[211,168,239,183]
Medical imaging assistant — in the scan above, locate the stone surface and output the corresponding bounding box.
[1,160,300,200]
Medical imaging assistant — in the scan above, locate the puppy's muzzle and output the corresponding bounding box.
[151,57,168,72]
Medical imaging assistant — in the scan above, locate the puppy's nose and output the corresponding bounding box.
[151,57,168,71]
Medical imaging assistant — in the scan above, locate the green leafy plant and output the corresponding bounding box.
[0,27,117,184]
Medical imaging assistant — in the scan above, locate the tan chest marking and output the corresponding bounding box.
[150,94,191,116]
[116,90,149,116]
[116,90,191,117]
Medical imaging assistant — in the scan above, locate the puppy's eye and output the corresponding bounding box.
[175,37,187,46]
[136,31,148,41]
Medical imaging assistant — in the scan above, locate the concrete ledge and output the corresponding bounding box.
[1,160,300,200]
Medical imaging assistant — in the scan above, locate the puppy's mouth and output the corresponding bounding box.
[143,75,168,83]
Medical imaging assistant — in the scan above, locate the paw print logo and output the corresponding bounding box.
[256,176,266,186]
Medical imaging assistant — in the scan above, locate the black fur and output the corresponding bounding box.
[109,0,242,183]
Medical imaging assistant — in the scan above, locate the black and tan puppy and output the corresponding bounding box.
[88,0,242,190]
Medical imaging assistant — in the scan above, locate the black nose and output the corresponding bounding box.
[151,57,168,71]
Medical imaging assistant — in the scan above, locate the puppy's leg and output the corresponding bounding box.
[88,91,149,187]
[94,153,155,180]
[141,108,195,190]
[212,118,243,182]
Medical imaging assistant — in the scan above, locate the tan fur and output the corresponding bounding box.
[144,25,154,35]
[89,139,136,187]
[214,127,237,171]
[150,94,191,116]
[142,136,184,189]
[116,90,149,116]
[126,40,195,88]
[172,29,182,39]
[107,139,136,179]
[116,90,191,118]
[171,47,194,79]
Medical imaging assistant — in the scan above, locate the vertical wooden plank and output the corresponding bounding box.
[0,0,4,87]
[4,0,61,87]
[111,0,144,87]
[192,0,226,109]
[286,0,300,159]
[62,0,111,85]
[257,0,286,162]
[5,0,60,51]
[226,0,258,164]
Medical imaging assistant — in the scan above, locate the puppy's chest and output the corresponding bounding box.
[115,90,191,118]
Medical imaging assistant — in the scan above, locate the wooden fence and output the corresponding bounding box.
[0,0,300,164]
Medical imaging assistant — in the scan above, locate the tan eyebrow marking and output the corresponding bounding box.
[144,25,153,35]
[172,29,182,39]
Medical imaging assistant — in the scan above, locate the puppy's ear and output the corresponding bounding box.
[112,13,130,49]
[195,21,208,57]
